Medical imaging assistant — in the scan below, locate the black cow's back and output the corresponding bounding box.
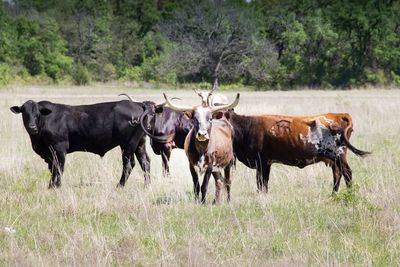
[37,100,145,156]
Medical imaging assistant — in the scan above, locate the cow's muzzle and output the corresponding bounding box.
[196,131,209,142]
[27,125,39,134]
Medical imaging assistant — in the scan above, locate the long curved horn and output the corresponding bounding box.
[155,97,182,108]
[120,93,181,107]
[119,93,138,102]
[163,93,193,112]
[210,93,240,113]
[139,108,174,143]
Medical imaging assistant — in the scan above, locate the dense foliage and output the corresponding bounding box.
[0,0,399,88]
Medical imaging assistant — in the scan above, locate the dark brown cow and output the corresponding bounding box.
[223,110,370,193]
[121,94,192,177]
[164,93,240,204]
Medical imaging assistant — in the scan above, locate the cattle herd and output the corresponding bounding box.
[10,89,370,204]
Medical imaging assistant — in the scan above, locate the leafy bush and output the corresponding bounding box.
[121,66,143,82]
[391,71,400,86]
[0,63,11,86]
[15,16,72,81]
[102,63,117,82]
[72,62,91,85]
[366,69,389,86]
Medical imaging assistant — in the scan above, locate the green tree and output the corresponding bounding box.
[160,0,276,89]
[15,16,72,80]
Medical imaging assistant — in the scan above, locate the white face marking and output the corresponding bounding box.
[197,106,209,126]
[195,106,212,141]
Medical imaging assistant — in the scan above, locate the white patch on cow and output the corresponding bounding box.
[299,133,307,145]
[212,166,224,172]
[270,126,277,136]
[318,115,334,124]
[198,154,206,174]
[302,119,344,158]
[308,119,326,149]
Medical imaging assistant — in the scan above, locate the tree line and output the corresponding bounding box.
[0,0,399,89]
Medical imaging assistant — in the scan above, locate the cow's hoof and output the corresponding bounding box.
[116,183,125,188]
[257,188,268,194]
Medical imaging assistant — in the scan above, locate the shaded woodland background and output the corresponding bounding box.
[0,0,399,89]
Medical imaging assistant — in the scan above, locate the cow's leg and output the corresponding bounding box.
[118,150,135,187]
[201,168,212,204]
[262,163,271,193]
[340,154,353,188]
[332,158,343,192]
[189,164,200,203]
[161,147,171,177]
[212,171,224,205]
[135,139,151,186]
[48,151,65,188]
[256,163,263,192]
[256,162,271,193]
[224,165,232,202]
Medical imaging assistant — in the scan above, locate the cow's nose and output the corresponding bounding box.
[29,124,37,130]
[196,131,209,141]
[27,124,38,134]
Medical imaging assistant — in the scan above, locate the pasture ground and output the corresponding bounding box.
[0,86,399,266]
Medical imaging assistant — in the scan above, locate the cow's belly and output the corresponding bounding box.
[235,151,259,169]
[68,141,117,156]
[268,157,318,168]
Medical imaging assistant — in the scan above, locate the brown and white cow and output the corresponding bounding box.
[222,110,370,193]
[163,93,240,204]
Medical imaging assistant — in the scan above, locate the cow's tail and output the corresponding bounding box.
[341,116,371,157]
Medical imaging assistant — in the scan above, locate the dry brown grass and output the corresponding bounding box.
[0,85,399,266]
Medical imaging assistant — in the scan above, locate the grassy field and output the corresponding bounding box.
[0,86,399,266]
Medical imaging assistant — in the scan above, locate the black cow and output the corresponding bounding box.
[10,99,154,188]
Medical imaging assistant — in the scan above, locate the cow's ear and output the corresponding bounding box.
[39,107,52,116]
[214,112,223,120]
[184,111,193,119]
[10,106,21,114]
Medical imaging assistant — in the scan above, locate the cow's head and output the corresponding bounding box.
[164,93,240,142]
[119,93,174,143]
[10,100,52,135]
